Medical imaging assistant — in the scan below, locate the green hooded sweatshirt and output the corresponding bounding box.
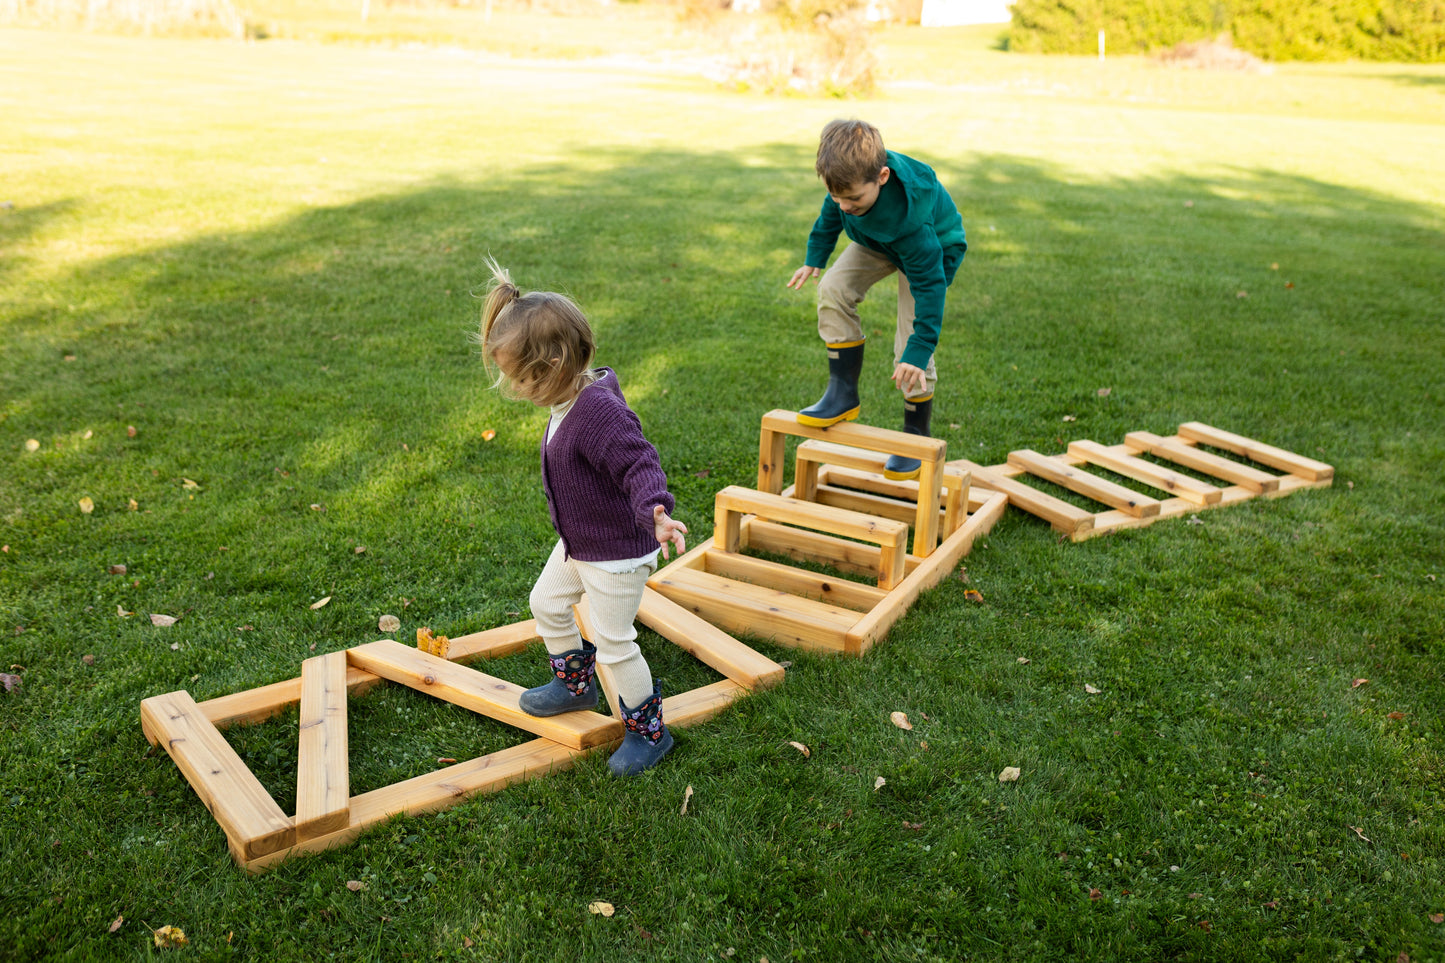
[804,150,966,371]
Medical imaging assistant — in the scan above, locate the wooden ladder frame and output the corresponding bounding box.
[141,590,784,873]
[953,421,1334,541]
[648,410,1009,655]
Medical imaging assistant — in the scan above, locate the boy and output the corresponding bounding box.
[787,119,966,480]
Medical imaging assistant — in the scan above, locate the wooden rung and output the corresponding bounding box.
[761,410,946,462]
[1008,449,1162,518]
[699,548,888,612]
[296,652,349,841]
[954,460,1096,536]
[636,587,786,690]
[345,641,619,750]
[652,566,855,653]
[1125,431,1280,493]
[743,518,887,581]
[1067,440,1223,506]
[812,483,943,528]
[715,485,908,589]
[140,691,295,861]
[796,439,893,475]
[1177,422,1334,482]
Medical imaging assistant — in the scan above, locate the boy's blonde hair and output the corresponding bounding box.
[479,257,596,407]
[815,119,887,195]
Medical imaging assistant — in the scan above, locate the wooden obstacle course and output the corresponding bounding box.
[954,421,1333,541]
[141,589,784,872]
[650,410,1008,656]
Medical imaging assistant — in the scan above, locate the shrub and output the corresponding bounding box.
[1006,0,1445,62]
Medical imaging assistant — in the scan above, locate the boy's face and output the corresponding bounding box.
[830,166,891,216]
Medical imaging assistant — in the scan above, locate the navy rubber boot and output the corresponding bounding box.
[798,342,864,428]
[883,395,934,481]
[518,642,599,717]
[608,681,674,777]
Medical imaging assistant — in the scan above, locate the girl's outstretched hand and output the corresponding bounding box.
[653,505,688,560]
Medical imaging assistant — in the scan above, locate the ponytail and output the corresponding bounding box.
[481,255,521,345]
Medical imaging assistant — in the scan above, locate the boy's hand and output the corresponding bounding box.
[892,362,927,397]
[787,266,821,290]
[653,505,688,560]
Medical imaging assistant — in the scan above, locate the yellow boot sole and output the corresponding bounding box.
[796,407,860,428]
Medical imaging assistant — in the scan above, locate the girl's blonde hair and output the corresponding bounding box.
[479,257,596,406]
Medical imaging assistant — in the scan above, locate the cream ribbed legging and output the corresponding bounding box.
[529,539,655,707]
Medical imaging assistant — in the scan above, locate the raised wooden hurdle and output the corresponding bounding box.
[648,409,1010,655]
[952,421,1334,541]
[141,592,785,873]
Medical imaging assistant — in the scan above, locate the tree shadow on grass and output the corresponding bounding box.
[1,144,1442,695]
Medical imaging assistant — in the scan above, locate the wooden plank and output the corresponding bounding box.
[1067,439,1222,506]
[714,493,742,553]
[448,619,541,664]
[796,439,892,475]
[636,586,786,690]
[716,485,909,549]
[1177,422,1334,482]
[345,641,620,750]
[1124,431,1280,493]
[845,489,1009,654]
[743,518,885,580]
[295,653,349,841]
[651,566,853,653]
[140,691,295,861]
[699,549,888,612]
[954,459,1096,536]
[913,458,941,557]
[761,409,946,462]
[758,423,787,495]
[1008,448,1162,519]
[943,470,968,536]
[813,483,943,528]
[242,680,751,872]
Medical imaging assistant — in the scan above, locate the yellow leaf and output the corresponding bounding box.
[1017,657,1031,664]
[150,613,177,627]
[1084,684,1101,694]
[181,478,200,491]
[999,766,1022,783]
[787,741,810,758]
[24,439,40,452]
[378,614,401,633]
[153,925,188,948]
[482,429,497,442]
[117,606,133,618]
[874,776,886,791]
[79,497,95,514]
[588,901,615,917]
[309,596,331,610]
[680,784,694,816]
[890,711,913,731]
[127,498,139,511]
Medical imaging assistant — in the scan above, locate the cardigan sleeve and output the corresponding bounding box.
[579,394,675,533]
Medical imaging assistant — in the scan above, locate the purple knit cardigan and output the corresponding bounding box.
[540,368,675,562]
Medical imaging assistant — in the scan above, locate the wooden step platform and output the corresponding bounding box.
[954,422,1333,541]
[650,411,1009,655]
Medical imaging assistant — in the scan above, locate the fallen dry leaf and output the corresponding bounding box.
[354,545,367,554]
[588,901,615,917]
[1198,920,1213,932]
[873,776,886,791]
[1352,678,1368,688]
[999,766,1022,783]
[127,425,137,438]
[309,596,331,610]
[1429,913,1443,924]
[1017,657,1031,664]
[82,654,95,666]
[890,711,913,731]
[1089,888,1102,901]
[108,564,127,575]
[117,606,133,618]
[482,429,497,442]
[1263,900,1278,910]
[78,497,95,514]
[1062,415,1077,422]
[346,880,365,892]
[25,439,40,452]
[1097,387,1112,397]
[1388,712,1407,720]
[0,673,20,693]
[378,614,401,633]
[1084,684,1101,695]
[181,478,200,491]
[680,784,694,816]
[127,499,138,511]
[150,613,178,627]
[109,916,124,933]
[1349,825,1372,842]
[787,741,811,758]
[153,925,188,948]
[902,821,924,831]
[1236,290,1249,299]
[83,429,92,440]
[963,589,984,603]
[310,503,324,511]
[436,757,457,765]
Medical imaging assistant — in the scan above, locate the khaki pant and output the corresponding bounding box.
[529,540,654,706]
[817,242,938,399]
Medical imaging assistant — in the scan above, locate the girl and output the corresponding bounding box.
[480,259,687,777]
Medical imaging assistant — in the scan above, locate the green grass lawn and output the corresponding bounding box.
[1,19,1443,962]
